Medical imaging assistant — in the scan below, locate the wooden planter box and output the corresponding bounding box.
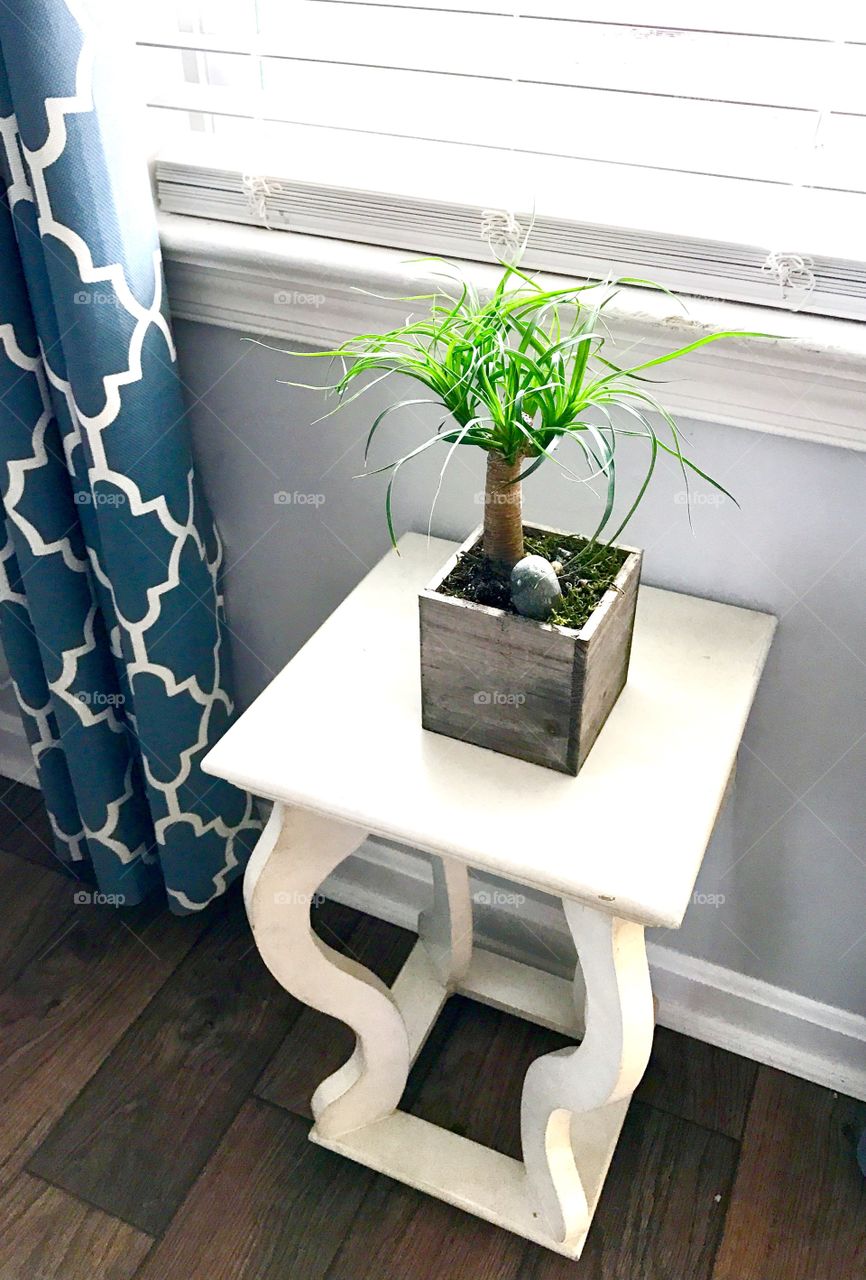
[419,523,642,775]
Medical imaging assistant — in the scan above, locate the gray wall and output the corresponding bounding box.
[177,318,866,1015]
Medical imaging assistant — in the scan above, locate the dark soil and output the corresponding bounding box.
[437,529,628,631]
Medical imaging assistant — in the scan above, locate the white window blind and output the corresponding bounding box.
[138,2,866,317]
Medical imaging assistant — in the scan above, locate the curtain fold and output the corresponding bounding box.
[0,0,260,909]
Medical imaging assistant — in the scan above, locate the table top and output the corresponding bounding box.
[203,534,775,928]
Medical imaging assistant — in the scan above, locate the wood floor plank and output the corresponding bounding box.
[407,994,570,1158]
[255,910,417,1119]
[28,896,358,1236]
[0,890,206,1194]
[0,850,81,993]
[0,778,42,828]
[134,1099,374,1280]
[324,1174,526,1280]
[0,1173,151,1280]
[0,796,66,873]
[712,1066,866,1280]
[526,1102,737,1280]
[636,1026,758,1140]
[2,884,844,1279]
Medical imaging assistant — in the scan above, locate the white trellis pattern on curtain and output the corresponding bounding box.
[0,0,261,908]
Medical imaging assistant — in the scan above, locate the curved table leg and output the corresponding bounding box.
[244,802,411,1140]
[521,900,655,1248]
[418,854,473,988]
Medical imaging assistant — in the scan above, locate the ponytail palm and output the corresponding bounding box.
[289,263,765,574]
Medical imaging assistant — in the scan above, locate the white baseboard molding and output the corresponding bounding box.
[324,837,866,1104]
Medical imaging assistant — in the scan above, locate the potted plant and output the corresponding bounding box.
[290,260,761,775]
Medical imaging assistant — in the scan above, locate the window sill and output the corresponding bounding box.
[159,212,866,453]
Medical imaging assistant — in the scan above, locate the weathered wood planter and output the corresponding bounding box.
[419,523,642,775]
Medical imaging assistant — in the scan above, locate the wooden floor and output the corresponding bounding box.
[2,782,865,1280]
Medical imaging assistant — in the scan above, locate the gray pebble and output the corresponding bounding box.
[510,555,562,621]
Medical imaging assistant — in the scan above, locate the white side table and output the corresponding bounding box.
[203,534,775,1260]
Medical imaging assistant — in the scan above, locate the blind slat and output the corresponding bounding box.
[151,123,863,259]
[139,1,866,318]
[138,12,866,114]
[141,62,863,191]
[518,1,866,41]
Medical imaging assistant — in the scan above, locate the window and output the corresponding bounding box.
[137,3,866,317]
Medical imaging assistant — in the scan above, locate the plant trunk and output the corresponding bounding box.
[483,451,524,575]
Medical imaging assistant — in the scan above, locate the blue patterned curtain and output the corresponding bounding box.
[0,1,260,909]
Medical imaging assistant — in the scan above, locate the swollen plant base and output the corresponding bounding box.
[419,523,643,775]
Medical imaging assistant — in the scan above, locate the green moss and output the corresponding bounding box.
[438,528,628,631]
